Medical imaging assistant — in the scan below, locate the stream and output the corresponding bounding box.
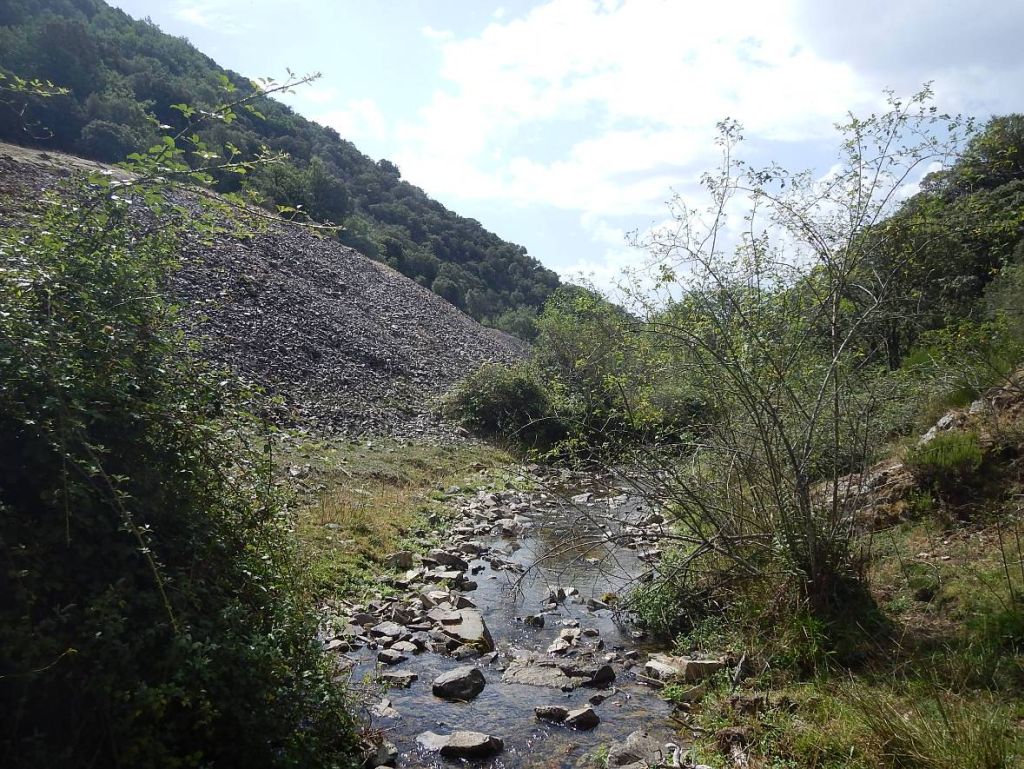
[330,469,680,769]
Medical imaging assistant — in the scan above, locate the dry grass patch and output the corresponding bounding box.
[275,435,513,595]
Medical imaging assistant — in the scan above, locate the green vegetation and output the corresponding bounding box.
[3,25,1023,763]
[0,195,359,767]
[441,363,561,449]
[441,95,1024,766]
[675,511,1024,768]
[904,431,985,494]
[0,0,560,332]
[279,436,511,596]
[0,85,360,767]
[445,284,705,457]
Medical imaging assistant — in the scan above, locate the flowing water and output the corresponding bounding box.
[344,479,679,769]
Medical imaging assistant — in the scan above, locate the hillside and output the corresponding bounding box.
[0,142,527,435]
[0,0,560,335]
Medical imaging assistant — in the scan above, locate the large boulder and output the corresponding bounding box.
[432,666,486,701]
[442,731,504,759]
[441,608,495,651]
[643,653,726,683]
[607,730,665,767]
[416,731,504,759]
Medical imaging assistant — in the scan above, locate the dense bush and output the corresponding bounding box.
[0,183,358,768]
[442,363,561,447]
[905,431,985,494]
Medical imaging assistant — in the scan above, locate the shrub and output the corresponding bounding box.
[0,183,358,767]
[442,363,561,447]
[904,431,984,494]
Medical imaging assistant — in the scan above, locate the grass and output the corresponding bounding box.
[274,432,514,598]
[672,510,1024,769]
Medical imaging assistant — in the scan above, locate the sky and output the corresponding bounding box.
[107,0,1024,293]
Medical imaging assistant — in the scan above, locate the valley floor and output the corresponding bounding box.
[279,432,1024,769]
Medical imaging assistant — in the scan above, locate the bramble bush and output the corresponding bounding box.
[0,164,358,767]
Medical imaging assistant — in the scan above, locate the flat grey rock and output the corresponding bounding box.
[441,731,504,759]
[607,730,664,767]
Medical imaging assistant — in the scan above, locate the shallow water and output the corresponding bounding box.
[346,482,679,768]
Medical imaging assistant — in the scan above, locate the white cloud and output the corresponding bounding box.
[315,98,389,143]
[394,0,875,222]
[380,0,1018,295]
[173,5,217,28]
[421,25,454,42]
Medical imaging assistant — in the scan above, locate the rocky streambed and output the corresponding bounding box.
[320,467,728,769]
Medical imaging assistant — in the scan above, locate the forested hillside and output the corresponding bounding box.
[0,0,559,335]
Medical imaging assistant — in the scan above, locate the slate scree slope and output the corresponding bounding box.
[0,143,527,435]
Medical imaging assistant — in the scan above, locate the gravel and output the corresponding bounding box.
[0,143,528,437]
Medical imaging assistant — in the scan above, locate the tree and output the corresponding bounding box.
[621,88,970,621]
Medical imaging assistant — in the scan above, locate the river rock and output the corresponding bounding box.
[427,606,460,623]
[535,705,569,723]
[370,621,406,639]
[371,697,400,718]
[560,660,615,687]
[565,706,600,730]
[441,608,495,651]
[432,665,486,700]
[377,648,406,665]
[427,548,469,571]
[607,730,665,767]
[643,654,727,683]
[503,660,576,689]
[502,655,615,690]
[546,637,573,654]
[452,644,481,660]
[415,732,450,752]
[380,670,417,688]
[441,731,504,759]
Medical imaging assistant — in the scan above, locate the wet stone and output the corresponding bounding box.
[432,665,486,701]
[441,731,504,759]
[377,648,406,665]
[535,705,568,723]
[564,706,600,730]
[380,671,417,688]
